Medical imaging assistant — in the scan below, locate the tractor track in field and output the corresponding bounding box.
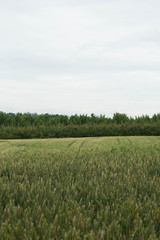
[79,140,87,150]
[75,140,87,158]
[0,141,13,154]
[68,140,77,148]
[127,137,133,145]
[116,138,121,145]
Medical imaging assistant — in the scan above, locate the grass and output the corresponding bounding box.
[0,136,160,239]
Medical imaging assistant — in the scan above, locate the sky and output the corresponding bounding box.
[0,0,160,117]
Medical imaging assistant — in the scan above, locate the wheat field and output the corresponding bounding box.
[0,137,160,239]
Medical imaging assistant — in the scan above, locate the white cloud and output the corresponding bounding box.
[0,0,160,116]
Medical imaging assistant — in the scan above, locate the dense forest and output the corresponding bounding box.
[0,111,160,139]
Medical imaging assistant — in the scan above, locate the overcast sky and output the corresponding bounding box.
[0,0,160,117]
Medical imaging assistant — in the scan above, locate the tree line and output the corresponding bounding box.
[0,111,160,139]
